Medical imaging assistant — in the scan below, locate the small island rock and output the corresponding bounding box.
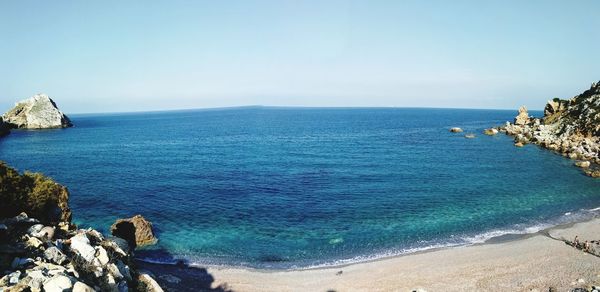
[449,127,463,133]
[2,94,72,129]
[111,215,157,248]
[483,128,498,135]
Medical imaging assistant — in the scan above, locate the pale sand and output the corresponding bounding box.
[203,218,600,292]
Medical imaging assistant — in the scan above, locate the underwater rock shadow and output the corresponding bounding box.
[135,248,234,292]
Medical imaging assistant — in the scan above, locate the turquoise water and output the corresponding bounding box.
[1,107,599,269]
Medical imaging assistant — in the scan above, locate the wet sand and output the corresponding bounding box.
[139,218,600,292]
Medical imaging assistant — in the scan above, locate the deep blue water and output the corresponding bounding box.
[1,107,600,269]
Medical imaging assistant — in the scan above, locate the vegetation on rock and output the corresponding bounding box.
[0,162,71,224]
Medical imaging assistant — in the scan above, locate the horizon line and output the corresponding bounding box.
[68,104,540,116]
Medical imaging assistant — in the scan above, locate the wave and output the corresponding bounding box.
[136,205,600,270]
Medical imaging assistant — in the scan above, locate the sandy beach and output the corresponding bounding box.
[140,217,600,292]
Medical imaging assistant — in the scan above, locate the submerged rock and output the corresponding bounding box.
[111,215,157,248]
[2,93,72,129]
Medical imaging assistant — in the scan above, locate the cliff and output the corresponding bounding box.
[2,94,72,129]
[499,81,600,176]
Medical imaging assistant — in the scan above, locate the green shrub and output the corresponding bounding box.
[0,161,71,223]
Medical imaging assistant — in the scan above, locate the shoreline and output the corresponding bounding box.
[135,206,600,272]
[138,216,600,291]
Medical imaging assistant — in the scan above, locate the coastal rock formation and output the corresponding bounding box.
[496,81,600,177]
[0,118,9,137]
[0,162,163,292]
[111,215,157,248]
[2,94,72,129]
[483,128,498,136]
[514,106,530,126]
[449,127,463,133]
[0,162,71,224]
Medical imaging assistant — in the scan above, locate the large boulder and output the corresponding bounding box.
[111,215,157,248]
[2,94,72,129]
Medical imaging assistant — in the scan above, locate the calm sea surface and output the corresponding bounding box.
[1,107,599,268]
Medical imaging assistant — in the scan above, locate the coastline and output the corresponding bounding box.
[138,216,600,291]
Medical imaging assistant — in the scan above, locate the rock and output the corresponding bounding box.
[483,128,498,135]
[26,236,44,249]
[43,275,73,292]
[8,270,22,285]
[138,273,164,292]
[69,234,96,262]
[111,215,157,248]
[11,257,34,269]
[464,134,475,139]
[514,106,530,125]
[28,224,44,236]
[514,142,524,147]
[2,93,72,129]
[575,161,591,168]
[95,246,109,266]
[103,237,130,257]
[449,127,463,133]
[0,117,10,137]
[27,270,48,290]
[29,225,55,240]
[107,263,124,280]
[45,246,68,265]
[73,281,96,292]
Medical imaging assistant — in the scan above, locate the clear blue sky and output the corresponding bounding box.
[1,0,599,113]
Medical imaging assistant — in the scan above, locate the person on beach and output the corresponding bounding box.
[573,236,579,247]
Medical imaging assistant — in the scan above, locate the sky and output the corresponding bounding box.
[1,0,599,113]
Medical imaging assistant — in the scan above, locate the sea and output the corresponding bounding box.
[1,107,599,269]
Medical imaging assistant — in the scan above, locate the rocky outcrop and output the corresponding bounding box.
[111,215,157,248]
[2,94,72,129]
[514,106,530,126]
[0,212,161,292]
[496,81,600,177]
[0,161,163,291]
[483,128,498,136]
[0,162,71,224]
[449,127,463,133]
[0,117,9,137]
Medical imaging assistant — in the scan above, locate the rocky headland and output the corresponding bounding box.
[497,81,600,177]
[2,94,72,130]
[0,162,164,292]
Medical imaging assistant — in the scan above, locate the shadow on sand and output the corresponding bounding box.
[134,249,234,292]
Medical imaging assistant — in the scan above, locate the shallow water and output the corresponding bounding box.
[1,107,599,268]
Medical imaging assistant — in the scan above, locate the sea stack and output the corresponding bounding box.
[2,94,72,129]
